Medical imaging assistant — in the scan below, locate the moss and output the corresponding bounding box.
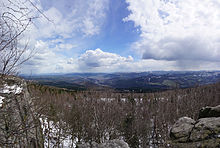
[170,139,220,148]
[190,129,212,141]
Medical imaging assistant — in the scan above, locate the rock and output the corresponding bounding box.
[170,105,220,148]
[170,139,220,148]
[190,117,220,141]
[170,117,195,142]
[199,105,220,118]
[77,139,130,148]
[0,76,44,147]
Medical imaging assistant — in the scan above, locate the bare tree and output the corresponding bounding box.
[0,0,48,76]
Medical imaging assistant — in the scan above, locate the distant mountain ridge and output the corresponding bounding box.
[22,71,220,92]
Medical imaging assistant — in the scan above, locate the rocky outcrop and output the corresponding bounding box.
[190,117,220,142]
[0,76,43,147]
[170,105,220,148]
[170,117,196,143]
[77,139,130,148]
[199,105,220,119]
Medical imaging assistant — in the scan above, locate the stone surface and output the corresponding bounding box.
[170,105,220,148]
[77,139,130,148]
[0,76,44,147]
[170,117,195,142]
[199,105,220,119]
[170,139,220,148]
[190,117,220,141]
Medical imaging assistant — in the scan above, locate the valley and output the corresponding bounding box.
[22,71,220,92]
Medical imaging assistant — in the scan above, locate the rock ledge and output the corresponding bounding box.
[170,105,220,147]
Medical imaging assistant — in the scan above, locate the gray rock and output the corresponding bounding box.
[77,139,130,148]
[199,105,220,119]
[170,117,195,142]
[170,139,220,148]
[0,76,44,147]
[190,117,220,141]
[170,105,220,148]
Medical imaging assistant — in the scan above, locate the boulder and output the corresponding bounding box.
[199,105,220,119]
[170,117,195,142]
[170,105,220,148]
[170,139,220,148]
[190,117,220,141]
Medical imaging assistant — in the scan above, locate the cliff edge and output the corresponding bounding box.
[0,76,43,147]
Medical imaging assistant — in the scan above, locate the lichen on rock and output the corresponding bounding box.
[170,105,220,148]
[170,117,195,143]
[190,117,220,142]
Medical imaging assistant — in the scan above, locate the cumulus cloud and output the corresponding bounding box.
[78,48,133,71]
[77,48,179,72]
[124,0,220,69]
[22,47,136,73]
[28,0,109,39]
[21,40,78,74]
[22,46,200,74]
[19,0,110,74]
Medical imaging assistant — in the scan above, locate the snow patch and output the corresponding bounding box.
[40,118,76,148]
[0,96,5,107]
[120,98,127,102]
[100,98,115,102]
[0,84,23,94]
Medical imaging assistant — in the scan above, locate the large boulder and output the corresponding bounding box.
[190,117,220,141]
[170,105,220,148]
[170,117,195,142]
[199,105,220,119]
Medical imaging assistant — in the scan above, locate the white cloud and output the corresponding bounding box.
[22,47,135,73]
[21,40,78,74]
[77,48,178,72]
[79,0,109,36]
[28,0,109,39]
[58,43,77,50]
[22,46,219,74]
[124,0,220,69]
[19,0,110,73]
[78,48,133,70]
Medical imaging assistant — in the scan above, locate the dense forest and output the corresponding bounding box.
[27,81,220,147]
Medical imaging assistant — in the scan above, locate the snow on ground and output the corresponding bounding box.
[0,96,5,107]
[40,117,76,148]
[0,83,23,107]
[120,98,127,102]
[100,98,115,102]
[100,97,145,105]
[0,84,23,94]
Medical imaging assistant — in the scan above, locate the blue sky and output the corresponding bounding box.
[10,0,220,74]
[95,0,140,55]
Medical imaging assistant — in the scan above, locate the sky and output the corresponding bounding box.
[5,0,220,74]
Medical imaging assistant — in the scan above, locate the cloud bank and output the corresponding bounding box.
[20,0,111,74]
[29,0,109,39]
[22,46,176,74]
[124,0,220,69]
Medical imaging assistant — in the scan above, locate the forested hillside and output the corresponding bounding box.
[27,81,220,147]
[23,71,220,93]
